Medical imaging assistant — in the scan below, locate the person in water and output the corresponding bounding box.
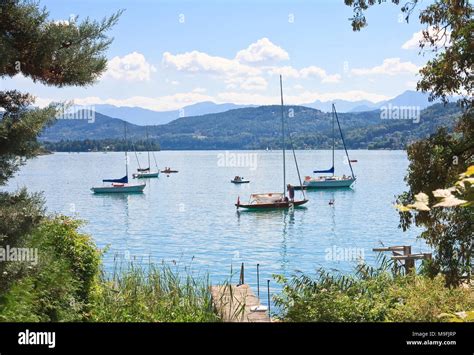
[287,184,295,202]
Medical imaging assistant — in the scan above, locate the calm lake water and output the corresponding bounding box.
[5,150,426,300]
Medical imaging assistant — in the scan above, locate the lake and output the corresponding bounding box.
[4,150,426,300]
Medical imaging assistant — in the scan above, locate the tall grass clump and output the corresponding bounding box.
[91,260,219,322]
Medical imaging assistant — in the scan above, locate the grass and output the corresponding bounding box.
[90,260,219,322]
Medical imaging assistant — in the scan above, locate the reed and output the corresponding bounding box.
[91,259,219,322]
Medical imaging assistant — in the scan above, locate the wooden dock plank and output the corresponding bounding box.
[211,284,270,322]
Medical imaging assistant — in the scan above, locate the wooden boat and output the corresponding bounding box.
[236,76,308,210]
[236,193,307,209]
[298,104,356,190]
[91,123,146,194]
[133,128,160,179]
[231,176,250,184]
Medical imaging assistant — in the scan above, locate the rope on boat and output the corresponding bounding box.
[333,104,355,179]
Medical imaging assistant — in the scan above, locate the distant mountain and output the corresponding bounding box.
[85,102,254,126]
[303,99,378,113]
[378,90,437,108]
[304,90,445,113]
[41,102,462,150]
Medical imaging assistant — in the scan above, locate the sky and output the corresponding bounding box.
[0,0,436,111]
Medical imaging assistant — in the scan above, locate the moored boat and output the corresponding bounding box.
[133,128,160,179]
[91,123,146,194]
[231,176,250,184]
[298,104,356,190]
[236,76,308,210]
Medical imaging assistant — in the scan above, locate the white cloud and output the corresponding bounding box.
[224,76,268,91]
[351,58,419,76]
[402,26,452,50]
[267,65,341,83]
[162,39,341,90]
[104,52,156,81]
[235,38,289,64]
[67,92,214,111]
[162,50,260,77]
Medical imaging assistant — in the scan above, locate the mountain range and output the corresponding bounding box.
[41,102,462,151]
[80,90,442,126]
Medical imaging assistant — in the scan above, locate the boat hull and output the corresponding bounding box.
[91,184,146,194]
[231,180,250,184]
[133,171,160,179]
[295,178,356,190]
[235,199,308,209]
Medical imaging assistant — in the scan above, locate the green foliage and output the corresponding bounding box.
[0,0,122,86]
[0,216,101,321]
[345,0,473,107]
[0,1,121,184]
[274,264,474,322]
[0,189,45,292]
[43,138,161,153]
[0,91,60,184]
[396,113,473,286]
[91,262,218,322]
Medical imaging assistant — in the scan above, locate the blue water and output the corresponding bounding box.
[5,150,426,302]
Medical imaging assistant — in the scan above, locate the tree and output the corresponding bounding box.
[0,0,120,293]
[345,0,473,286]
[0,0,122,184]
[345,0,472,107]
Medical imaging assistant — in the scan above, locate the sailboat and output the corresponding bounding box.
[133,128,160,179]
[91,123,146,194]
[296,104,356,190]
[235,76,308,210]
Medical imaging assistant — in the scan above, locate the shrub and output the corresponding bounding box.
[274,263,474,322]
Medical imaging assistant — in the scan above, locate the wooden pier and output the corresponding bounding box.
[210,284,270,322]
[373,245,432,273]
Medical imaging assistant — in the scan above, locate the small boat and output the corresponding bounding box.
[236,76,308,210]
[91,123,146,194]
[297,104,356,190]
[162,168,178,174]
[236,193,307,209]
[133,128,160,179]
[231,176,250,184]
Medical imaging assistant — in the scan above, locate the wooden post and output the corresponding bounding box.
[403,246,415,273]
[238,263,244,286]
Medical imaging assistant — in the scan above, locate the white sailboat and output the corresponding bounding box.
[298,104,356,190]
[91,123,146,194]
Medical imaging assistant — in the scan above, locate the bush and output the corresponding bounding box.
[274,263,474,322]
[0,216,101,322]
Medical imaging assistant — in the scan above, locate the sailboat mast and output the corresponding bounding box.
[280,75,286,197]
[124,122,128,178]
[332,104,335,176]
[146,127,150,168]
